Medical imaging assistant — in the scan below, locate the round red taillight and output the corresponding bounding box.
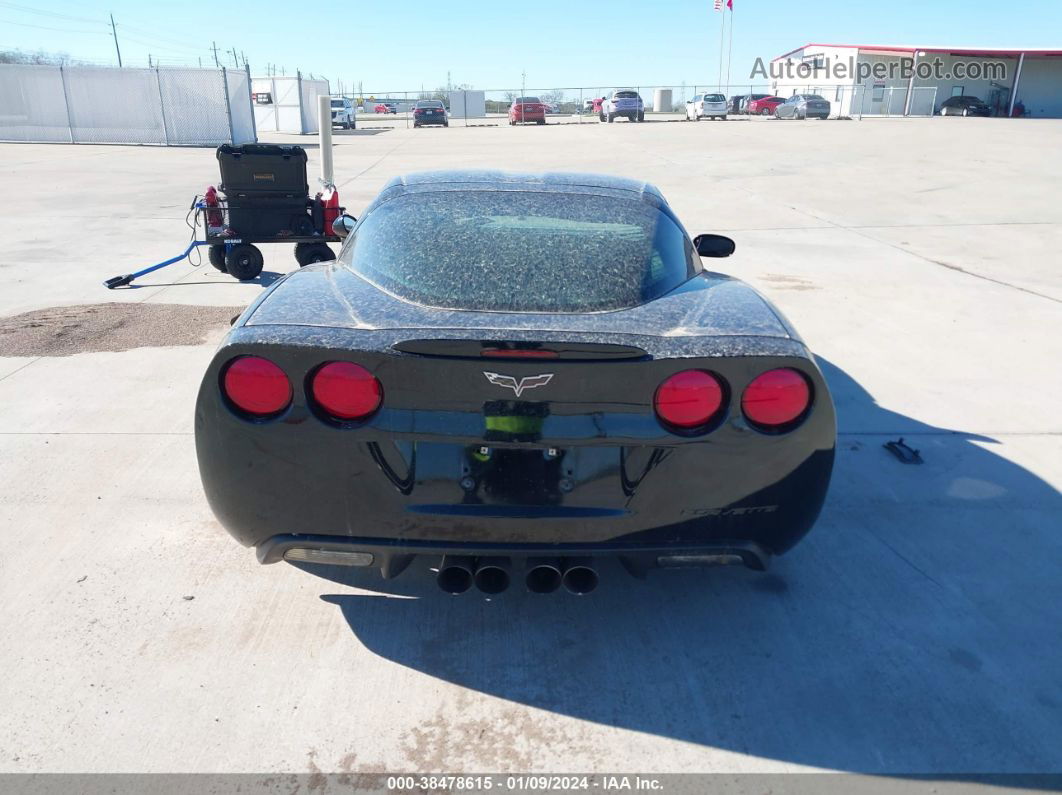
[311,361,382,421]
[654,370,726,429]
[222,356,291,417]
[742,368,811,430]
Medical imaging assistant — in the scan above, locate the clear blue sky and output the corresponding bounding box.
[2,0,1057,91]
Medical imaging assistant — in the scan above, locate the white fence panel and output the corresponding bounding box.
[0,63,255,145]
[159,67,231,145]
[300,79,329,134]
[66,67,166,144]
[0,64,70,142]
[224,68,256,144]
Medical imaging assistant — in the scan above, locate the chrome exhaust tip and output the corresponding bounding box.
[437,555,474,594]
[561,557,598,595]
[525,558,563,594]
[474,557,511,595]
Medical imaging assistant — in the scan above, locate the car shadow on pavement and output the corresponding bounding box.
[304,357,1062,778]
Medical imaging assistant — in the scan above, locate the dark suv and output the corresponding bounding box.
[940,95,991,117]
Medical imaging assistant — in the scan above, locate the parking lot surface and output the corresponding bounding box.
[0,117,1060,776]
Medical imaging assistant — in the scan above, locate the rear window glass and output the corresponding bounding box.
[804,95,825,101]
[705,94,725,102]
[516,97,540,103]
[340,190,696,313]
[417,101,444,108]
[615,91,639,99]
[330,100,345,107]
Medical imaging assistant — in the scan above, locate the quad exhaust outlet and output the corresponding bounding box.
[435,556,598,595]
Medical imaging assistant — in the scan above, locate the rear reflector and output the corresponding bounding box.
[310,361,382,421]
[658,554,745,567]
[654,370,726,429]
[742,368,811,430]
[222,356,292,417]
[283,548,374,566]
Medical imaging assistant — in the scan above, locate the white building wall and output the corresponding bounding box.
[910,53,1018,114]
[772,45,861,116]
[1017,57,1062,117]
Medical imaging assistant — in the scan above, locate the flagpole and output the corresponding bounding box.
[717,3,725,91]
[725,2,734,97]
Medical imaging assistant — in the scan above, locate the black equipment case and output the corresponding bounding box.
[215,144,313,238]
[216,144,309,196]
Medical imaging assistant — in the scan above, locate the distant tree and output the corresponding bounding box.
[0,48,83,65]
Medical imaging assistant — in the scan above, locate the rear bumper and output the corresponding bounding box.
[257,533,771,574]
[196,331,836,563]
[512,113,545,122]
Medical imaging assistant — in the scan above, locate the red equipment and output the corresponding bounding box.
[323,188,340,234]
[204,185,224,229]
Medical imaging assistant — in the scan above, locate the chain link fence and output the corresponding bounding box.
[329,83,944,127]
[0,63,256,145]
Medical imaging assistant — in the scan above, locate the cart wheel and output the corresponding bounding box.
[295,242,336,267]
[208,245,227,272]
[225,244,264,281]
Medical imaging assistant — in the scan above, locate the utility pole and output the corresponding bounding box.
[241,51,247,68]
[521,69,526,98]
[109,13,123,67]
[210,41,220,67]
[148,53,153,68]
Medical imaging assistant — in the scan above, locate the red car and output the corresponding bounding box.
[747,96,784,116]
[374,103,397,114]
[509,96,547,125]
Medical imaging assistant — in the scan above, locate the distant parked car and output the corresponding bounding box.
[748,96,784,115]
[542,102,560,114]
[739,94,772,114]
[330,98,355,129]
[728,95,744,114]
[374,102,397,114]
[600,89,644,122]
[939,95,991,117]
[509,96,547,125]
[775,94,831,119]
[413,100,448,127]
[685,93,728,121]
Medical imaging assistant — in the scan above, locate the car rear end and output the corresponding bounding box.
[511,98,546,124]
[750,97,780,115]
[804,96,831,118]
[414,103,447,126]
[195,178,835,592]
[700,94,728,118]
[609,90,643,120]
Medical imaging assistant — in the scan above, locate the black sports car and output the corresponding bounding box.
[195,171,835,595]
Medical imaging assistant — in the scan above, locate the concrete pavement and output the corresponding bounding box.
[0,117,1059,777]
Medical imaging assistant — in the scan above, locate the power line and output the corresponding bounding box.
[0,1,105,25]
[0,16,107,35]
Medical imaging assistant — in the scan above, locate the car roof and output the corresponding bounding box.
[372,170,668,209]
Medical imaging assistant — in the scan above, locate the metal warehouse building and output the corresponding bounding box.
[770,43,1062,118]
